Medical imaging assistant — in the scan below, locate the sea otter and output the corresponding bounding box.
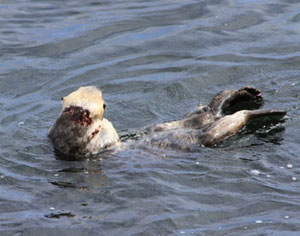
[48,86,286,158]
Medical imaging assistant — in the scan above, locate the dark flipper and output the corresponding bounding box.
[246,109,286,120]
[199,109,286,147]
[209,86,264,116]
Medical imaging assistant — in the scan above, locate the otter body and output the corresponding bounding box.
[142,86,285,149]
[49,86,286,158]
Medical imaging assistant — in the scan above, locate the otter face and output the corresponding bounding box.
[61,86,106,120]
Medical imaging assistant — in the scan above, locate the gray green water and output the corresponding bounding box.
[0,0,300,235]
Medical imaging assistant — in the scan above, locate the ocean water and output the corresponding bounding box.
[0,0,300,235]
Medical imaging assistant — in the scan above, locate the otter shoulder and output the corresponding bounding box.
[86,118,120,154]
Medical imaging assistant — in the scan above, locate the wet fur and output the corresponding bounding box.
[145,86,285,149]
[49,86,120,157]
[48,109,90,156]
[49,86,286,158]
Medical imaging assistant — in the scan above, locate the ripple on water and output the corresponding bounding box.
[1,0,300,235]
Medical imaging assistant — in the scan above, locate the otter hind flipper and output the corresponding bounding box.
[246,109,286,120]
[209,86,264,116]
[199,109,286,147]
[243,109,286,132]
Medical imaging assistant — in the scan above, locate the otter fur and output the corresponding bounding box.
[49,86,286,158]
[48,86,120,157]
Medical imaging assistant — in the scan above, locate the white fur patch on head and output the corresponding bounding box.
[62,86,105,119]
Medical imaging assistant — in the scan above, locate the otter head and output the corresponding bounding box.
[49,86,108,157]
[209,86,264,116]
[61,86,106,123]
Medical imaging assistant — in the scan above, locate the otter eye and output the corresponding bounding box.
[103,103,107,110]
[61,97,64,101]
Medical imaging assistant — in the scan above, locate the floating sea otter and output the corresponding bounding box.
[48,86,286,158]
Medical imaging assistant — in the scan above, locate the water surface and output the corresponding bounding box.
[1,0,300,235]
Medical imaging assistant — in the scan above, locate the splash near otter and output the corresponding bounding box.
[49,86,286,159]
